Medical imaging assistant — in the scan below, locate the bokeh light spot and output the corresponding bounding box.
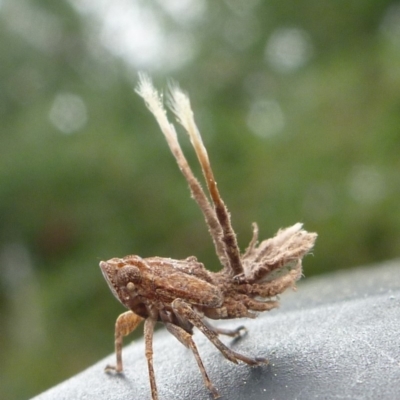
[246,99,285,138]
[348,165,386,205]
[265,27,313,73]
[49,93,88,134]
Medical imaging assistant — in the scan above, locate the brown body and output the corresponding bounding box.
[101,256,223,322]
[100,75,317,400]
[100,254,282,331]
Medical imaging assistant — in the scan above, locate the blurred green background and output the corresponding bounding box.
[1,0,400,399]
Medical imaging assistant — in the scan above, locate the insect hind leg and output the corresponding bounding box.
[165,322,220,399]
[172,299,268,366]
[202,319,247,338]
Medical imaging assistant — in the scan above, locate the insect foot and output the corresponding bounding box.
[100,73,317,400]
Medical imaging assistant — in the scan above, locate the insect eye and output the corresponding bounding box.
[117,265,142,285]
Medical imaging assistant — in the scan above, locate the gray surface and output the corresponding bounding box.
[32,259,400,400]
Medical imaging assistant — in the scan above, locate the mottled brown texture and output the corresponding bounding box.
[100,75,317,400]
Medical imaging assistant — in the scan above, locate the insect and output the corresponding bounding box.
[100,73,317,400]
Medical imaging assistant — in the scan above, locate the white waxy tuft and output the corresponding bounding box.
[168,83,193,133]
[168,83,206,153]
[135,72,178,143]
[135,73,164,116]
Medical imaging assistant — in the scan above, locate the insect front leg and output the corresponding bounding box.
[171,299,268,366]
[105,310,143,373]
[144,317,158,400]
[165,322,220,399]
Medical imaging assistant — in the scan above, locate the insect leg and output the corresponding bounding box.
[144,317,158,400]
[202,319,247,338]
[105,310,143,373]
[165,322,220,399]
[172,299,268,366]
